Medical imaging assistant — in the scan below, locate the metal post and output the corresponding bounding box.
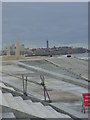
[44,86,46,101]
[22,74,24,94]
[45,87,51,102]
[40,75,51,102]
[25,76,27,96]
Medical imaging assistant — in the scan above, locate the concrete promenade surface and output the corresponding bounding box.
[0,55,89,119]
[51,102,88,119]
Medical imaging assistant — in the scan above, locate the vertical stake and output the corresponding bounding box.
[22,74,24,94]
[40,75,51,102]
[25,76,27,96]
[44,86,46,101]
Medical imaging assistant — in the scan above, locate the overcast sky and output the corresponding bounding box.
[2,0,90,2]
[2,2,88,49]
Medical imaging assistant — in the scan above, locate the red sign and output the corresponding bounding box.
[83,93,90,107]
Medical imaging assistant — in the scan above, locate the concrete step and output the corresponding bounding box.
[14,96,47,118]
[3,93,24,113]
[45,106,70,118]
[15,97,63,118]
[45,106,61,117]
[0,92,9,107]
[33,103,61,118]
[24,99,32,104]
[25,100,61,118]
[1,112,15,118]
[0,90,2,105]
[3,93,51,118]
[0,82,15,91]
[2,92,71,118]
[2,95,9,107]
[0,113,2,120]
[24,100,53,118]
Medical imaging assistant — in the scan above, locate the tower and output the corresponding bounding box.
[46,40,49,49]
[16,37,20,58]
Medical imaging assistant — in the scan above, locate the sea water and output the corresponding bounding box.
[72,52,88,60]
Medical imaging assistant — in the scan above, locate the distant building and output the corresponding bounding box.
[46,40,49,49]
[20,44,24,55]
[16,37,20,58]
[3,37,26,58]
[11,44,15,55]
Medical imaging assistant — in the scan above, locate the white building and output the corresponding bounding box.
[16,37,20,58]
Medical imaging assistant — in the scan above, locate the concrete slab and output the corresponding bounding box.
[2,95,9,107]
[2,112,15,118]
[0,90,2,104]
[45,106,71,118]
[0,82,15,91]
[25,100,70,118]
[14,96,68,118]
[0,92,9,107]
[14,96,47,118]
[3,93,24,112]
[24,99,32,104]
[51,102,88,119]
[0,113,2,119]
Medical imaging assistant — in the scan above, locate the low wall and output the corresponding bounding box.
[2,55,25,61]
